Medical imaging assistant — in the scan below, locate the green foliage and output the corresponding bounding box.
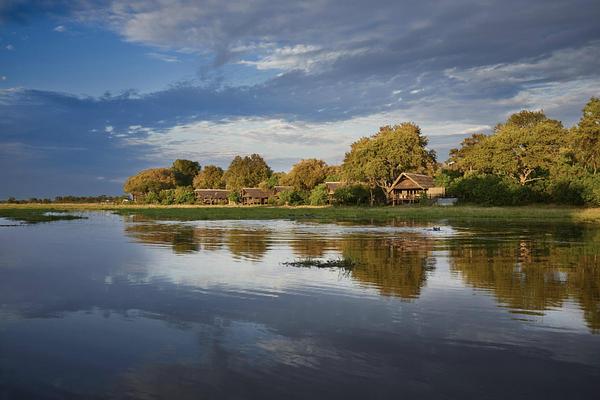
[224,154,272,190]
[448,133,489,173]
[228,191,241,204]
[418,191,433,206]
[503,110,548,129]
[262,172,286,189]
[489,116,566,185]
[171,159,201,186]
[309,184,329,205]
[448,174,539,206]
[434,170,458,187]
[325,165,342,182]
[144,191,160,204]
[342,123,436,192]
[283,158,329,191]
[159,189,176,205]
[449,112,569,185]
[333,184,370,205]
[278,189,308,205]
[124,168,177,195]
[572,97,600,174]
[580,174,600,205]
[141,187,196,205]
[193,165,225,189]
[173,186,196,204]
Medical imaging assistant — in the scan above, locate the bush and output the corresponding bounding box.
[144,191,160,204]
[418,191,433,206]
[546,179,585,205]
[267,196,278,205]
[159,189,176,205]
[309,184,329,206]
[333,184,370,205]
[448,174,532,206]
[580,174,600,206]
[278,189,308,205]
[228,191,241,204]
[173,186,195,204]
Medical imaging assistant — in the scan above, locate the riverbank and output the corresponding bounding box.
[1,203,600,224]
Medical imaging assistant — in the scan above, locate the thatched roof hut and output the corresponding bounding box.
[388,173,444,204]
[194,189,230,204]
[241,188,271,205]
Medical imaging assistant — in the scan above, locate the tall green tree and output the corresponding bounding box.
[449,111,569,186]
[193,165,225,189]
[171,159,201,186]
[572,97,600,174]
[123,168,177,195]
[283,158,329,191]
[342,123,436,198]
[488,111,567,185]
[224,154,272,190]
[260,172,287,189]
[448,133,489,173]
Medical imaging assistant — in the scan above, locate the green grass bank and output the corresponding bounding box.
[1,203,600,224]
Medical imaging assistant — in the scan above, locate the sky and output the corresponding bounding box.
[1,0,599,198]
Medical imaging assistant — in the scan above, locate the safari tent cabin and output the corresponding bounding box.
[241,188,271,205]
[194,189,230,205]
[388,173,445,204]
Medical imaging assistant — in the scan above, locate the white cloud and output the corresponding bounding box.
[444,41,600,85]
[104,125,114,133]
[0,76,6,81]
[53,25,67,32]
[238,45,365,72]
[5,44,14,51]
[146,52,180,63]
[121,109,492,167]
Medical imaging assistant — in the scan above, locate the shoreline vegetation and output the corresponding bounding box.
[1,203,599,224]
[114,99,600,208]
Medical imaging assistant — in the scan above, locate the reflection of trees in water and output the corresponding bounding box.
[226,229,271,261]
[123,220,600,331]
[124,222,270,261]
[125,223,227,254]
[289,236,329,258]
[125,223,199,254]
[341,235,435,300]
[287,232,436,300]
[449,229,600,332]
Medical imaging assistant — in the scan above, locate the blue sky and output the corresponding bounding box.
[1,0,599,198]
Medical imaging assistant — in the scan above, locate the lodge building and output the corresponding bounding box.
[387,173,445,204]
[194,189,230,205]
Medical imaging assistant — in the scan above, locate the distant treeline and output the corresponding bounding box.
[122,97,599,206]
[1,195,130,204]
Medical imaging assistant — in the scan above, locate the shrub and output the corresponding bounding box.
[144,191,160,204]
[333,184,370,205]
[228,191,241,204]
[546,179,585,205]
[448,174,528,206]
[159,189,176,205]
[580,174,600,206]
[278,189,308,205]
[173,186,195,204]
[309,184,329,206]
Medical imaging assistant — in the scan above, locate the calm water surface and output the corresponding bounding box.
[1,212,600,399]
